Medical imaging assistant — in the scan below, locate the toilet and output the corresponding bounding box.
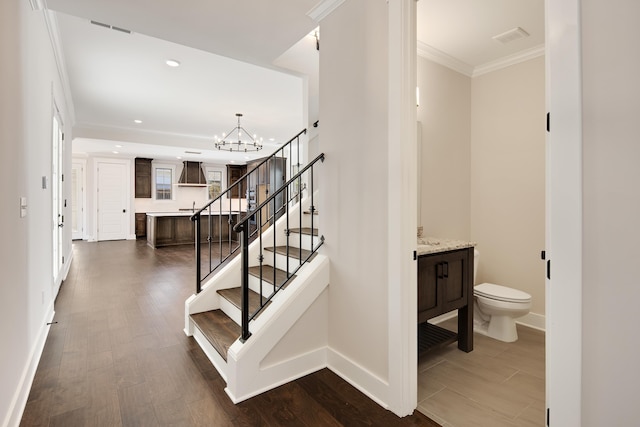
[472,249,532,342]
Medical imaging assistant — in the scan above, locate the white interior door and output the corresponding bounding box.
[71,160,85,240]
[97,160,129,241]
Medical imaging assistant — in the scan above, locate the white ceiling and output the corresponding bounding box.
[46,0,543,163]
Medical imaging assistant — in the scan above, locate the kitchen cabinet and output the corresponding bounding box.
[135,213,146,238]
[146,212,240,248]
[226,164,247,198]
[246,157,287,230]
[418,247,474,353]
[135,158,152,198]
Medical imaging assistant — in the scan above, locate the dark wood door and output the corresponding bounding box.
[440,250,469,313]
[417,254,442,323]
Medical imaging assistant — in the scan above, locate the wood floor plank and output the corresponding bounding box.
[21,240,441,427]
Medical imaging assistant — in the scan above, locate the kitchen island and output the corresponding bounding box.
[417,237,476,355]
[146,211,243,248]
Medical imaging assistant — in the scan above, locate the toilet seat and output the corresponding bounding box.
[475,283,531,303]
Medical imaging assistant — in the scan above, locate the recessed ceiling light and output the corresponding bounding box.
[112,151,119,154]
[115,144,123,148]
[176,156,182,159]
[269,138,275,142]
[165,59,181,67]
[134,119,142,124]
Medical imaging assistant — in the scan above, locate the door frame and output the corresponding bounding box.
[71,159,87,240]
[52,104,64,289]
[545,0,583,425]
[94,157,132,241]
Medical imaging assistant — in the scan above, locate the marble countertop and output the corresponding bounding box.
[417,236,477,256]
[145,210,244,217]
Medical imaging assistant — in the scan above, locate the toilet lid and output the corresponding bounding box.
[475,283,531,303]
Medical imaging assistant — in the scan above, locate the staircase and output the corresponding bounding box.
[184,144,329,403]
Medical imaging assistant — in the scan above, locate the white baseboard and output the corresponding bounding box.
[516,312,546,331]
[327,348,390,410]
[4,304,55,427]
[127,234,137,240]
[431,311,546,332]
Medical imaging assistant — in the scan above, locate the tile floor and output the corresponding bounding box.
[417,318,545,427]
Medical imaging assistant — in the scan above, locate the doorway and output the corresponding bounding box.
[71,160,85,240]
[95,158,130,241]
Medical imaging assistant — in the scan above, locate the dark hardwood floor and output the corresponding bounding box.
[20,240,439,427]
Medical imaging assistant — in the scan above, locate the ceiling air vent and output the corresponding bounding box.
[492,27,529,44]
[90,20,132,34]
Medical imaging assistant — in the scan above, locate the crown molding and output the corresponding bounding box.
[418,41,546,78]
[43,9,77,124]
[307,0,346,23]
[28,0,44,11]
[473,44,545,77]
[416,41,474,77]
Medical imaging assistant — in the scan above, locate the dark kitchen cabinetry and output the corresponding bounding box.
[417,247,474,353]
[226,164,247,198]
[135,213,146,238]
[245,157,286,230]
[135,158,152,198]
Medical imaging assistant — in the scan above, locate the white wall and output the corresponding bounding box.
[470,57,546,316]
[417,57,471,240]
[581,0,640,424]
[0,2,73,425]
[320,0,391,385]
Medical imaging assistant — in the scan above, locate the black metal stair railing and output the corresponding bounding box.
[233,153,325,342]
[190,128,307,294]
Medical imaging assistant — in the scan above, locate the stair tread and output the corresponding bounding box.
[248,265,295,286]
[190,309,239,361]
[264,246,316,261]
[217,287,270,317]
[289,227,318,236]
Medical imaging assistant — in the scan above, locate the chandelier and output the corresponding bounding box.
[214,113,263,152]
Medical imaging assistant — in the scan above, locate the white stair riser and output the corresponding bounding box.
[248,272,282,298]
[287,233,318,250]
[262,251,303,274]
[219,295,242,325]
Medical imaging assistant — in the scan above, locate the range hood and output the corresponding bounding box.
[178,161,207,186]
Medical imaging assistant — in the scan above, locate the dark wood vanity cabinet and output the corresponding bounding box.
[135,158,152,198]
[418,247,474,353]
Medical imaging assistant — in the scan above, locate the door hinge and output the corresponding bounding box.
[546,112,550,132]
[547,407,550,426]
[547,260,551,280]
[62,256,65,264]
[541,250,546,260]
[413,250,417,260]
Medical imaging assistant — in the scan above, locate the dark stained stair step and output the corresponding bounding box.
[289,227,318,236]
[217,287,270,318]
[190,309,239,361]
[248,265,295,287]
[264,245,316,261]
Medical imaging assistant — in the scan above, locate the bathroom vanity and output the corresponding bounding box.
[417,238,476,354]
